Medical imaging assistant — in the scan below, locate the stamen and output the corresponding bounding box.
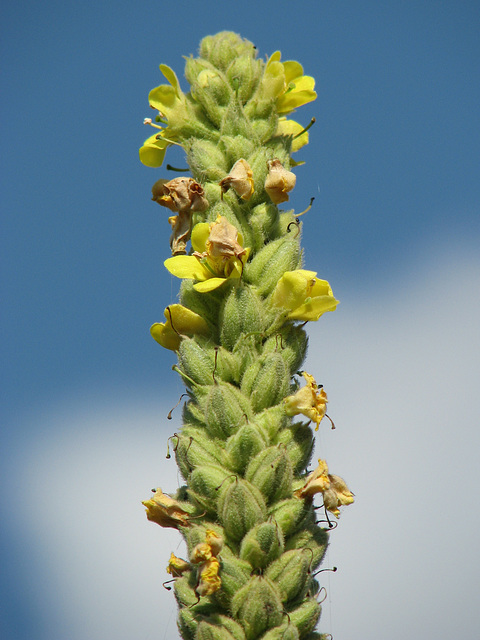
[162,579,175,590]
[286,219,301,237]
[325,413,336,430]
[313,566,337,577]
[167,393,188,420]
[293,117,316,139]
[143,118,163,130]
[296,197,315,217]
[166,164,189,172]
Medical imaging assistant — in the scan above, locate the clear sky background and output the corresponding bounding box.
[1,1,479,639]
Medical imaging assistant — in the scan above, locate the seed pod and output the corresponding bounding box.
[287,598,321,639]
[177,607,198,640]
[180,280,221,329]
[225,423,269,474]
[275,423,314,473]
[241,353,290,412]
[175,427,230,478]
[258,624,300,640]
[220,284,265,350]
[245,446,293,504]
[239,520,284,569]
[197,618,246,640]
[262,326,308,375]
[178,338,217,388]
[265,549,310,603]
[252,406,288,441]
[268,497,312,537]
[231,576,283,640]
[284,527,328,572]
[244,236,301,296]
[211,551,251,609]
[218,478,267,543]
[186,138,229,182]
[188,465,234,515]
[205,382,253,439]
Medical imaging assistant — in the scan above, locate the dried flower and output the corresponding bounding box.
[219,159,254,201]
[295,459,354,517]
[142,488,191,529]
[264,159,296,204]
[284,372,328,430]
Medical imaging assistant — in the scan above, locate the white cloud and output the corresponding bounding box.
[5,248,480,640]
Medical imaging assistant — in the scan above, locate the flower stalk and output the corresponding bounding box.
[140,31,353,640]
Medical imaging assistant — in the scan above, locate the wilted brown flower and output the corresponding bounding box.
[219,159,254,201]
[142,487,192,529]
[264,158,296,204]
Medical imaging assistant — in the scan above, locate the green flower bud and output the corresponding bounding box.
[175,427,230,478]
[182,398,207,428]
[220,284,265,350]
[244,236,301,296]
[268,497,311,537]
[231,576,283,640]
[199,32,256,72]
[276,423,314,473]
[287,599,321,639]
[221,135,255,163]
[205,382,253,439]
[259,624,299,640]
[192,72,233,127]
[218,478,267,542]
[262,326,308,375]
[225,423,269,474]
[226,56,262,103]
[265,549,310,603]
[197,615,247,640]
[241,353,290,412]
[284,527,328,572]
[239,520,284,569]
[245,446,293,504]
[186,138,229,182]
[188,464,234,515]
[251,110,279,145]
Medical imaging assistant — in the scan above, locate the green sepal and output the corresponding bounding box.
[174,575,219,613]
[177,607,198,640]
[218,478,267,543]
[268,497,312,537]
[265,549,310,603]
[175,426,230,478]
[182,398,207,428]
[247,203,281,251]
[239,520,284,570]
[284,527,329,572]
[204,382,253,439]
[188,464,235,515]
[231,576,283,640]
[275,422,314,473]
[285,599,321,639]
[244,236,301,296]
[180,280,221,329]
[252,405,289,441]
[241,353,290,412]
[245,446,293,504]
[178,338,217,388]
[225,422,269,474]
[226,55,262,103]
[197,615,247,640]
[220,284,265,350]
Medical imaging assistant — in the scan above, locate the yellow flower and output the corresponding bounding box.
[219,159,254,201]
[190,529,223,564]
[272,270,339,322]
[164,216,250,293]
[166,553,190,577]
[139,64,187,167]
[196,557,221,596]
[142,488,192,529]
[264,159,296,204]
[150,304,209,352]
[264,52,317,115]
[284,372,328,430]
[295,459,354,518]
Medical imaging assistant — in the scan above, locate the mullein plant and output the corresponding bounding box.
[140,31,354,640]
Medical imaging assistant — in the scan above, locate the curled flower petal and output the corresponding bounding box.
[166,552,190,577]
[284,371,328,430]
[142,488,191,529]
[219,159,254,201]
[276,117,309,152]
[265,159,296,204]
[272,269,339,322]
[196,558,221,596]
[295,460,354,518]
[150,304,209,351]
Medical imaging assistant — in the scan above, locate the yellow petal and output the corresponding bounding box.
[193,277,227,292]
[287,295,339,321]
[164,255,209,280]
[150,322,181,351]
[159,63,182,96]
[191,222,211,253]
[282,60,304,83]
[166,304,209,335]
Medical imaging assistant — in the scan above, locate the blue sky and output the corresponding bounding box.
[1,2,480,639]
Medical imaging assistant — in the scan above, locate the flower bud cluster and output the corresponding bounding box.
[140,31,353,640]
